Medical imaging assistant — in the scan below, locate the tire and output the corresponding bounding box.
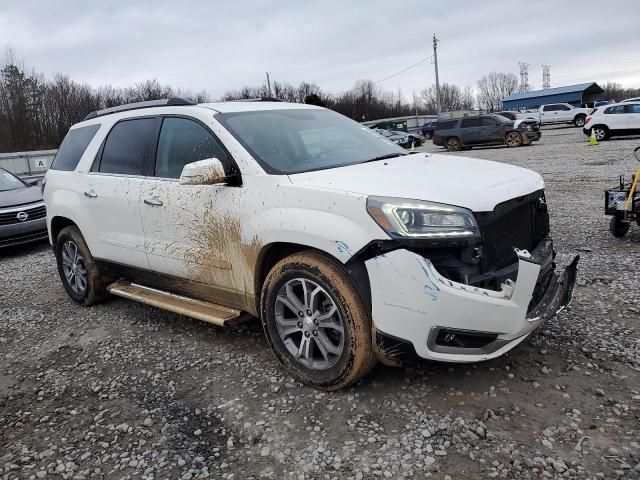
[55,226,109,306]
[609,216,630,238]
[506,131,523,147]
[593,126,609,141]
[446,137,462,152]
[261,251,376,390]
[574,115,586,127]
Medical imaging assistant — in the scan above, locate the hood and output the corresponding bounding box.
[0,185,43,208]
[288,153,544,212]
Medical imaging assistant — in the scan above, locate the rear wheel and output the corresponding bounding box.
[574,115,586,127]
[506,131,523,147]
[609,216,630,238]
[446,137,462,152]
[261,251,375,390]
[594,126,609,141]
[55,226,109,305]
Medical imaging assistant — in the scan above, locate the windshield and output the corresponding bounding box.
[0,169,27,191]
[217,109,406,174]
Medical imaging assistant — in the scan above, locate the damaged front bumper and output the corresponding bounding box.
[365,247,579,363]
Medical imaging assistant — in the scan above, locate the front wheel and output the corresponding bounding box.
[594,126,609,141]
[55,226,109,305]
[574,115,586,127]
[609,216,630,238]
[506,131,523,147]
[261,251,375,390]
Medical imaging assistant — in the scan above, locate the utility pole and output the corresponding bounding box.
[518,62,530,93]
[433,34,441,114]
[266,72,272,97]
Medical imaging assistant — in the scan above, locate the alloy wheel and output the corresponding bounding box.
[61,240,88,294]
[274,278,345,370]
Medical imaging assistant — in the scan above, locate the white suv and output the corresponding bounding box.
[44,98,578,390]
[584,102,640,141]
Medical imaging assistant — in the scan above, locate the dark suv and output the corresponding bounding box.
[433,114,541,151]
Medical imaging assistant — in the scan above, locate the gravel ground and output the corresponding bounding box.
[1,127,640,479]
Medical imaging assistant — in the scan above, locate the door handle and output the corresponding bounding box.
[144,196,163,206]
[84,190,97,198]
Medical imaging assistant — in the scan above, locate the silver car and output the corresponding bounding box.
[0,168,48,248]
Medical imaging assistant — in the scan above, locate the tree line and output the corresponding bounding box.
[1,47,638,153]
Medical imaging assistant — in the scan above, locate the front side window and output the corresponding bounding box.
[480,116,500,126]
[52,124,101,171]
[99,118,157,175]
[216,109,405,174]
[155,117,228,179]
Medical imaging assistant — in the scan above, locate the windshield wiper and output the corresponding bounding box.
[361,153,408,164]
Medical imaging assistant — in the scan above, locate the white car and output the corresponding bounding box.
[583,102,640,141]
[517,103,591,127]
[44,98,578,390]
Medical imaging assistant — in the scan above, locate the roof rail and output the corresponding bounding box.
[83,98,195,121]
[228,97,284,103]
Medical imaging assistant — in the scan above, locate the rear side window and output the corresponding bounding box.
[480,116,500,126]
[51,124,100,171]
[605,105,625,114]
[435,120,457,130]
[155,117,229,179]
[460,118,480,128]
[99,118,157,175]
[625,104,640,113]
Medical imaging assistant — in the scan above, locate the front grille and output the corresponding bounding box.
[0,204,47,226]
[476,190,549,271]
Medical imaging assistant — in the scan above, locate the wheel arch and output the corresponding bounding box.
[50,215,78,245]
[254,242,371,317]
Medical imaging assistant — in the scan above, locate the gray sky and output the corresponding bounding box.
[2,0,639,100]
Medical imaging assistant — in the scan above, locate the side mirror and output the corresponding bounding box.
[179,158,226,186]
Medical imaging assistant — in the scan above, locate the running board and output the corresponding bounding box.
[107,281,241,326]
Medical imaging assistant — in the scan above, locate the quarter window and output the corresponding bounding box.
[155,118,229,179]
[99,118,157,175]
[52,124,100,171]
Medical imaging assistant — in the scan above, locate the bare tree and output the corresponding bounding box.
[420,83,475,113]
[476,72,519,112]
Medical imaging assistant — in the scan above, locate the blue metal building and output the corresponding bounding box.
[502,82,604,110]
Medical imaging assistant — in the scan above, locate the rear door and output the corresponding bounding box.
[540,104,560,123]
[604,105,626,131]
[459,117,481,144]
[83,117,159,269]
[624,104,640,132]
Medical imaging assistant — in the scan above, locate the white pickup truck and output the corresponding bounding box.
[517,103,590,127]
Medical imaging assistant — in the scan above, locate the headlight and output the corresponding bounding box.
[367,196,480,240]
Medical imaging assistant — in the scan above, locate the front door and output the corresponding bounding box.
[139,115,248,308]
[479,116,504,143]
[82,117,159,269]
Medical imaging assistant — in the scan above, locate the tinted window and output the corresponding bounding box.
[480,116,500,126]
[99,118,157,175]
[460,118,480,128]
[155,118,228,179]
[435,120,458,130]
[543,105,559,112]
[626,104,640,113]
[51,124,100,171]
[605,105,625,114]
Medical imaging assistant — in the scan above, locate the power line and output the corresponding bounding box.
[374,55,434,84]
